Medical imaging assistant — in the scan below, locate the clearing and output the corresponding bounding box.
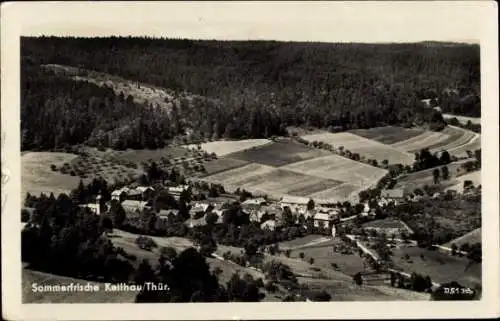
[226,139,331,167]
[395,159,476,194]
[442,228,482,248]
[391,246,481,289]
[42,64,177,113]
[301,132,415,166]
[22,152,80,199]
[349,126,424,145]
[185,139,272,157]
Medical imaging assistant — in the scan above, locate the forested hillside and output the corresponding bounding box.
[21,37,480,150]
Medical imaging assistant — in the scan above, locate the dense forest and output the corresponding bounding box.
[21,37,480,150]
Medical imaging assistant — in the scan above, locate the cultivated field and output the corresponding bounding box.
[442,114,481,125]
[203,164,342,199]
[302,132,415,166]
[22,152,80,199]
[23,268,137,303]
[283,155,388,187]
[185,139,272,157]
[427,126,479,156]
[442,228,482,248]
[391,131,451,153]
[349,126,425,145]
[226,139,331,167]
[391,246,481,289]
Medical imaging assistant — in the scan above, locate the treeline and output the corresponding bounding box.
[21,37,480,150]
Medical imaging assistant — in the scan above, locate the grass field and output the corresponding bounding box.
[391,246,481,289]
[307,183,362,204]
[283,155,388,187]
[226,139,331,167]
[22,152,80,199]
[349,126,425,145]
[391,131,451,153]
[395,159,473,194]
[23,268,137,303]
[186,139,272,157]
[445,171,481,193]
[302,132,415,166]
[442,114,481,125]
[442,228,481,248]
[446,135,481,158]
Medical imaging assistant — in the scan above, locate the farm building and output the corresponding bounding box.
[362,218,414,237]
[212,204,229,223]
[126,189,142,201]
[121,200,149,215]
[186,217,208,228]
[280,195,311,214]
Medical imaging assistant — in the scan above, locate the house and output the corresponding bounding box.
[380,189,405,204]
[260,219,280,231]
[212,204,229,224]
[135,186,155,200]
[157,209,179,223]
[121,200,149,215]
[280,195,311,214]
[313,212,332,228]
[189,201,214,218]
[185,216,208,228]
[126,188,142,201]
[241,197,267,206]
[111,187,130,202]
[79,203,101,215]
[167,185,189,199]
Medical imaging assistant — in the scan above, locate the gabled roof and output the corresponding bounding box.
[381,189,404,199]
[280,195,311,205]
[313,212,331,221]
[136,186,155,193]
[121,200,148,211]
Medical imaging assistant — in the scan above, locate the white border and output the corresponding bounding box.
[1,1,499,320]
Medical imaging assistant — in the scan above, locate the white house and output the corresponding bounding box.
[121,200,149,215]
[313,212,332,228]
[280,195,311,214]
[111,187,130,202]
[167,185,189,199]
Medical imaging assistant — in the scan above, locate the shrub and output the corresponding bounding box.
[309,257,315,265]
[50,164,57,171]
[70,170,76,176]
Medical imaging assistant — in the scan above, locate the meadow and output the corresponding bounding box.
[391,246,481,289]
[22,152,80,199]
[301,132,415,166]
[442,228,481,248]
[391,131,451,153]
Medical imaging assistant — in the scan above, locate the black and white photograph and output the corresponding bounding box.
[2,1,499,320]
